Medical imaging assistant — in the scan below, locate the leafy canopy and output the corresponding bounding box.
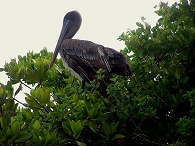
[0,0,195,145]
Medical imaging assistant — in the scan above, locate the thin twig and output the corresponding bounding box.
[154,93,167,106]
[33,98,51,113]
[104,110,138,128]
[12,98,28,107]
[20,80,32,90]
[132,133,159,145]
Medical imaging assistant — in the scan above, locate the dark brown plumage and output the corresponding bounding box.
[50,10,131,96]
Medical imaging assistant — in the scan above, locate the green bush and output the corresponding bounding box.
[0,0,195,145]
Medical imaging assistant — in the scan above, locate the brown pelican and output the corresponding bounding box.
[50,10,131,95]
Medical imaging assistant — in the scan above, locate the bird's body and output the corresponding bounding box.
[50,11,131,95]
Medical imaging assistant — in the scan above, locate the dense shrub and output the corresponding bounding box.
[0,0,195,145]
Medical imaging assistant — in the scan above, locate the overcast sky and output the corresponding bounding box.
[0,0,179,103]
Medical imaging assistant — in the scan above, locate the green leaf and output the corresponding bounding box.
[2,126,11,139]
[0,87,6,105]
[1,113,11,128]
[175,72,180,79]
[147,80,154,87]
[144,66,150,72]
[89,121,97,133]
[69,120,83,139]
[117,112,127,121]
[84,101,92,112]
[111,134,125,140]
[31,130,39,142]
[50,129,57,138]
[11,121,20,135]
[15,132,32,143]
[136,22,144,28]
[182,76,189,83]
[110,122,119,133]
[137,50,143,58]
[0,68,4,72]
[24,110,33,121]
[72,94,78,102]
[14,83,22,96]
[172,82,179,89]
[35,87,51,105]
[94,113,108,121]
[132,87,139,93]
[45,130,58,145]
[101,122,111,137]
[25,96,41,110]
[88,108,98,119]
[7,135,18,145]
[76,141,86,146]
[33,120,41,131]
[62,122,72,136]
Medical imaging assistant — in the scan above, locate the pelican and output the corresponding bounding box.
[50,10,131,95]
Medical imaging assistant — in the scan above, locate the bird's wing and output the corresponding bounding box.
[104,47,127,66]
[104,47,132,76]
[60,39,112,82]
[62,39,111,70]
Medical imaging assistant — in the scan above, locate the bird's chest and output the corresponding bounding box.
[59,51,82,82]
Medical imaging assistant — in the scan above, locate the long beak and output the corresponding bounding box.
[49,20,71,69]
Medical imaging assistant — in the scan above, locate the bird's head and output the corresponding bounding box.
[50,10,82,69]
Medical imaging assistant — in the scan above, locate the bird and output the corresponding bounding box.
[50,10,131,96]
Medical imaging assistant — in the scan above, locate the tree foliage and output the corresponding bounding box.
[0,0,195,145]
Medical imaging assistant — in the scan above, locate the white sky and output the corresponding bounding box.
[0,0,179,104]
